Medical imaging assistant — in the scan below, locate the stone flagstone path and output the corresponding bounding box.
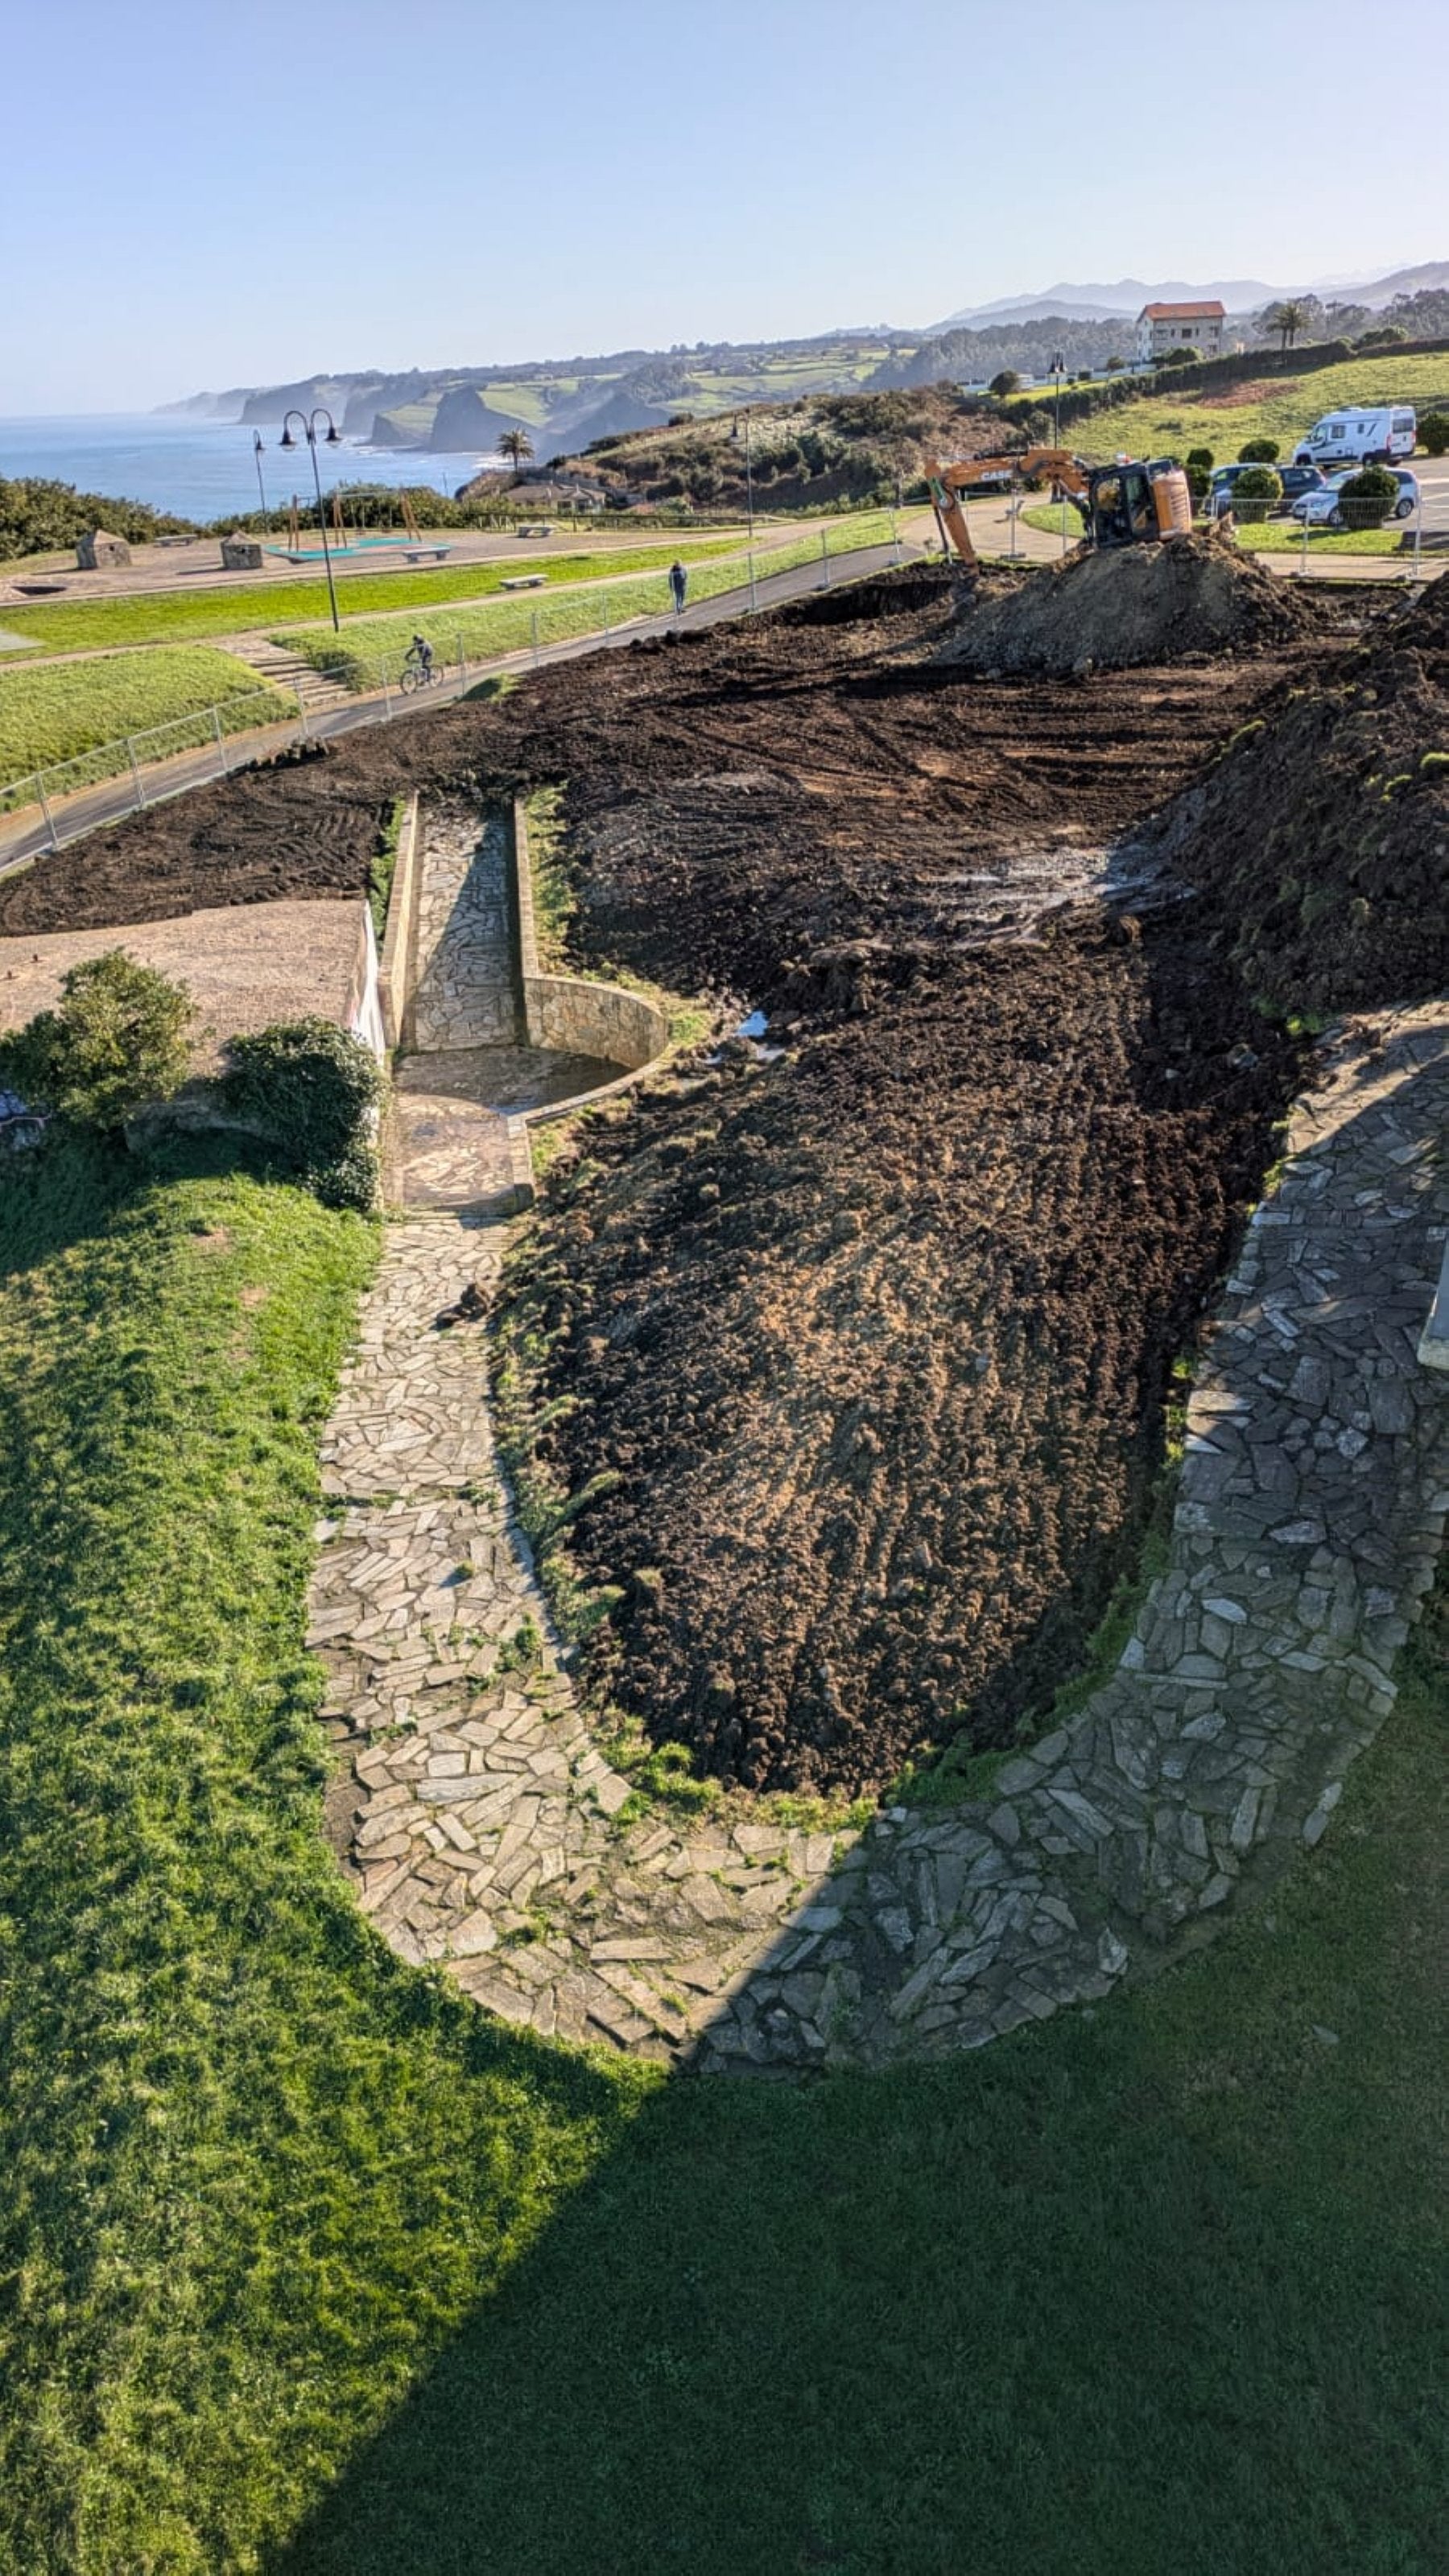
[310,1005,1447,2069]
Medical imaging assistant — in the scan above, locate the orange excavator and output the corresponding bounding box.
[926,447,1193,567]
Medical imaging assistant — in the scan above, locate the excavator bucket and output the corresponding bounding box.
[927,475,978,567]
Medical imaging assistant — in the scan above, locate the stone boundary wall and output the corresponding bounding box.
[310,1005,1449,2070]
[378,792,421,1051]
[510,796,670,1122]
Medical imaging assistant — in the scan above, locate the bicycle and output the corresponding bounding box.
[399,650,442,696]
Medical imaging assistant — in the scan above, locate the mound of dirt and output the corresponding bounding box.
[1146,583,1449,1013]
[939,530,1317,677]
[507,935,1298,1798]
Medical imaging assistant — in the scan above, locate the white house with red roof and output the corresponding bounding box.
[1135,299,1226,363]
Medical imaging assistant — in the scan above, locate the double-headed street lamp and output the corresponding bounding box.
[279,406,343,630]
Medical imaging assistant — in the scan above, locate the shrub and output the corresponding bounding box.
[1158,345,1200,369]
[1185,464,1212,498]
[1186,447,1215,471]
[1238,437,1281,463]
[219,1018,384,1211]
[1337,463,1399,527]
[988,370,1021,397]
[1418,412,1449,456]
[1104,354,1125,371]
[0,950,195,1129]
[1229,464,1282,522]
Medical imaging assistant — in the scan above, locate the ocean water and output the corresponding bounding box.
[0,414,505,523]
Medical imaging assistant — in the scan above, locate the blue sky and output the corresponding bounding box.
[4,0,1447,411]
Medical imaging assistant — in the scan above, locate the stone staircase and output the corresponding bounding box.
[230,634,356,716]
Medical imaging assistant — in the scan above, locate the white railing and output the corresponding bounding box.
[0,687,301,844]
[0,518,910,853]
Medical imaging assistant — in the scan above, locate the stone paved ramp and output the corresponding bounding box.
[310,1005,1447,2068]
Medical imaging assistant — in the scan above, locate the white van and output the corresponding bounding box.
[1293,406,1417,467]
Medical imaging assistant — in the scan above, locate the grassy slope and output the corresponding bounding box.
[0,1140,642,2575]
[1,1135,1443,2573]
[0,646,290,778]
[1028,352,1449,466]
[283,512,898,684]
[290,1568,1449,2576]
[0,535,751,659]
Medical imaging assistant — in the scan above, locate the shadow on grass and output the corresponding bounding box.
[272,1605,1447,2576]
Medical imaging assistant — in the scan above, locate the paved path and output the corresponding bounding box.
[310,1002,1447,2068]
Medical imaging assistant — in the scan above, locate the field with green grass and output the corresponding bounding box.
[282,512,899,687]
[1023,352,1449,466]
[0,645,292,786]
[0,532,753,658]
[2,1128,1443,2573]
[1232,517,1413,555]
[1016,500,1414,557]
[1018,499,1088,543]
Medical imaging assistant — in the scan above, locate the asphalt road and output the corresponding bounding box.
[0,538,914,877]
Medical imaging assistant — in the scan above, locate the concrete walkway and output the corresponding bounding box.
[310,1002,1448,2068]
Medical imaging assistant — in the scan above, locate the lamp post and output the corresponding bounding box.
[278,407,343,630]
[731,412,755,542]
[730,412,758,606]
[1051,353,1069,555]
[251,431,270,530]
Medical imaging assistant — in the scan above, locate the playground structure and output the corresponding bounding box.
[264,489,452,566]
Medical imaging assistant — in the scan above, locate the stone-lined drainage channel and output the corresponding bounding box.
[388,799,622,1214]
[311,1003,1447,2070]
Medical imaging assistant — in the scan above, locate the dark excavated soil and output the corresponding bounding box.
[7,564,1435,1795]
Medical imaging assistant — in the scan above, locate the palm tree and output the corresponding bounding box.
[499,427,535,477]
[1270,299,1308,354]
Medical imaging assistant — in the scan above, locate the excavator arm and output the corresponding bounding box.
[925,448,1092,565]
[925,448,1190,564]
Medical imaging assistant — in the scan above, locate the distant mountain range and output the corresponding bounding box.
[933,260,1449,331]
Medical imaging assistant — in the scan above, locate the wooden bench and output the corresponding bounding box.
[402,545,452,563]
[500,573,547,591]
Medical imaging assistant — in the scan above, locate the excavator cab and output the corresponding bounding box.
[1085,460,1192,547]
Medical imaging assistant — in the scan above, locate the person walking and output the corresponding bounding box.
[668,559,687,616]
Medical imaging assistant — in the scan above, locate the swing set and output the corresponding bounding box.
[264,486,451,564]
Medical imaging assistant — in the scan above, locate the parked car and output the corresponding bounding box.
[0,1088,47,1153]
[1292,406,1417,468]
[1290,468,1420,526]
[1203,461,1327,519]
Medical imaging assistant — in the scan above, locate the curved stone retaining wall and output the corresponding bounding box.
[312,1003,1447,2070]
[510,797,670,1117]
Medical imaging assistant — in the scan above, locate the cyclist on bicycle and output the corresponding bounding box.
[407,632,434,679]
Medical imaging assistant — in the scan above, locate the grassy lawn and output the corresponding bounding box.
[0,1137,644,2574]
[1022,352,1449,467]
[0,535,753,660]
[0,645,292,788]
[1015,501,1412,559]
[1232,518,1414,555]
[1019,500,1088,542]
[2,1128,1443,2572]
[282,513,899,687]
